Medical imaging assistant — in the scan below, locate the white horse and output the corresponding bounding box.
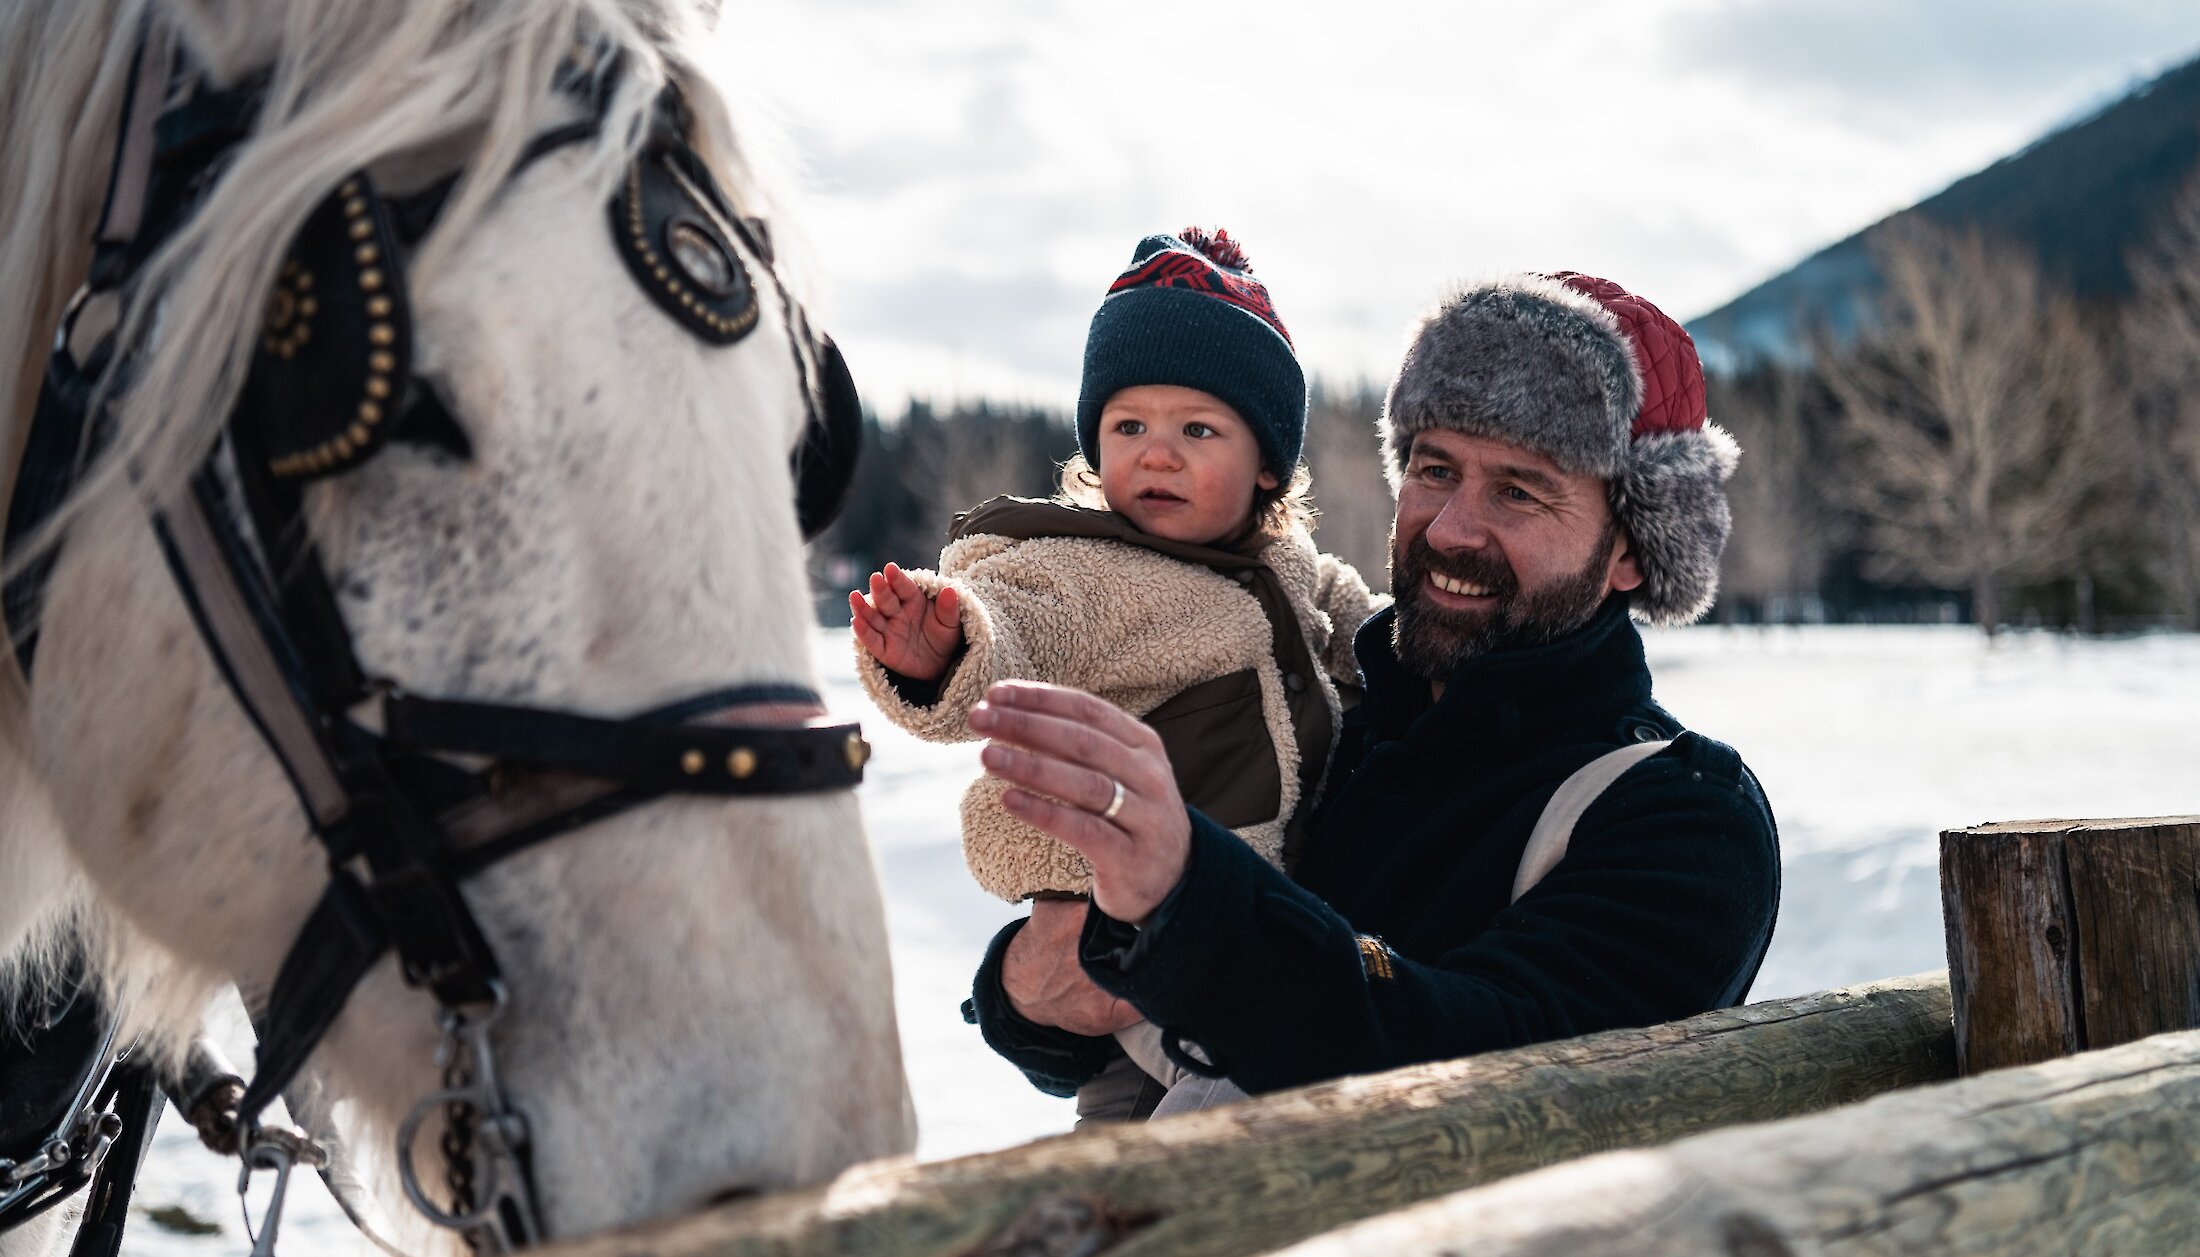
[0,0,914,1250]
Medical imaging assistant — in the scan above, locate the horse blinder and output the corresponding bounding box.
[248,175,413,482]
[796,335,862,540]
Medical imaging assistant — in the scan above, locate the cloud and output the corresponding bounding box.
[841,270,1090,380]
[721,0,2200,406]
[1664,0,2200,124]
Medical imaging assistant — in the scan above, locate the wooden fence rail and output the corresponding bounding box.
[565,973,1956,1257]
[1264,1026,2200,1257]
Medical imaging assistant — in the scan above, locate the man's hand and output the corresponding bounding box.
[970,680,1192,924]
[1000,899,1141,1035]
[850,563,963,681]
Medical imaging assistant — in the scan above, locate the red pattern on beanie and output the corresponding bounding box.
[1548,271,1706,441]
[1108,228,1294,348]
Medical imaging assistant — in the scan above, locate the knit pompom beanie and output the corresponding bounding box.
[1078,227,1307,474]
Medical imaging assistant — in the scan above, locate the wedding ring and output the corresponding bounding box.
[1101,778,1127,821]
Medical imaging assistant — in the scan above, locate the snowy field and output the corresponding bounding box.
[108,625,2200,1253]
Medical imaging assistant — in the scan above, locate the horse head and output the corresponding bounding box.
[0,0,913,1244]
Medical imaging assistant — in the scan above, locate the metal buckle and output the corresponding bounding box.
[395,982,543,1252]
[0,1019,127,1228]
[235,1121,329,1257]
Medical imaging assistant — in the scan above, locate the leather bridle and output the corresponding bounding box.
[4,30,867,1255]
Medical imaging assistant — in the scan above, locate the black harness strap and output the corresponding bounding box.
[60,1065,161,1257]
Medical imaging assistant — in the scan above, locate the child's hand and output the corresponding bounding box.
[850,563,964,682]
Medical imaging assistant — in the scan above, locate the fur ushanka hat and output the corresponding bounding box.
[1380,271,1739,626]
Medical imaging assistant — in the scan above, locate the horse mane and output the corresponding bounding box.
[0,0,775,1031]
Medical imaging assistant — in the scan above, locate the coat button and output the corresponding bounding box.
[1285,672,1306,693]
[1233,570,1254,583]
[1632,724,1663,743]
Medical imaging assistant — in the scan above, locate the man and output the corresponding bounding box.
[962,272,1780,1107]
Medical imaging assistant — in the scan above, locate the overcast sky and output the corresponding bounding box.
[711,0,2200,409]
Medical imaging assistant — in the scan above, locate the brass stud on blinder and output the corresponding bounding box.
[727,747,759,780]
[844,733,871,771]
[681,749,706,776]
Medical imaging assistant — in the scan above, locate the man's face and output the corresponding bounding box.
[1389,430,1643,681]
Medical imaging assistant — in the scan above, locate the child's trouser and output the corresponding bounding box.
[1072,1020,1250,1125]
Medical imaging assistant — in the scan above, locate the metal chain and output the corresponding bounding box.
[437,1017,480,1230]
[397,982,543,1253]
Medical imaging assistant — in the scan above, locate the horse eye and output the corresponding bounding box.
[389,378,474,462]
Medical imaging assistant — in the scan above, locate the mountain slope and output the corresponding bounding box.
[1689,54,2200,368]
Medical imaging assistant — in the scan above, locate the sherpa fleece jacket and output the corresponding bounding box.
[967,598,1781,1095]
[856,496,1386,902]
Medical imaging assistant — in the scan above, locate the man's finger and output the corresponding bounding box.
[1000,785,1131,865]
[970,703,1176,805]
[982,680,1162,754]
[969,700,1158,788]
[982,742,1127,823]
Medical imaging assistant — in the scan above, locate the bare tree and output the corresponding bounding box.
[2122,166,2200,630]
[1300,380,1395,591]
[1818,218,2119,636]
[1712,365,1842,621]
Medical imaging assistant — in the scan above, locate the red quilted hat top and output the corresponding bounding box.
[1547,271,1707,441]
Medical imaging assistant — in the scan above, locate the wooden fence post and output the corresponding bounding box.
[1941,816,2200,1075]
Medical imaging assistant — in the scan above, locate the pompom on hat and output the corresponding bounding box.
[1380,272,1739,626]
[1078,227,1307,474]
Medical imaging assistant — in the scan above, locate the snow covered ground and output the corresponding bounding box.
[109,625,2200,1253]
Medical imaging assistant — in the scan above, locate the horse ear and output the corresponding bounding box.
[247,174,412,481]
[794,336,861,541]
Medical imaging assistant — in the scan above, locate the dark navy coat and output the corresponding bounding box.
[969,599,1781,1096]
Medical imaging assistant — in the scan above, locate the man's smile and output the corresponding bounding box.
[1427,571,1496,600]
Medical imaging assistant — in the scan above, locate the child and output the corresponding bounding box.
[851,228,1385,1120]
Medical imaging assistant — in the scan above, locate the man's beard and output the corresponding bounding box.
[1389,521,1618,682]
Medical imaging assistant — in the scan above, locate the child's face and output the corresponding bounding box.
[1096,385,1280,545]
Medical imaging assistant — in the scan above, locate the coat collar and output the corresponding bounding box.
[954,496,1269,565]
[1353,597,1653,753]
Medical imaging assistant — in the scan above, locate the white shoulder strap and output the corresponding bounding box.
[1511,739,1673,903]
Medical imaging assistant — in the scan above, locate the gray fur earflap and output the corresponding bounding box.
[1380,274,1641,489]
[1617,423,1740,626]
